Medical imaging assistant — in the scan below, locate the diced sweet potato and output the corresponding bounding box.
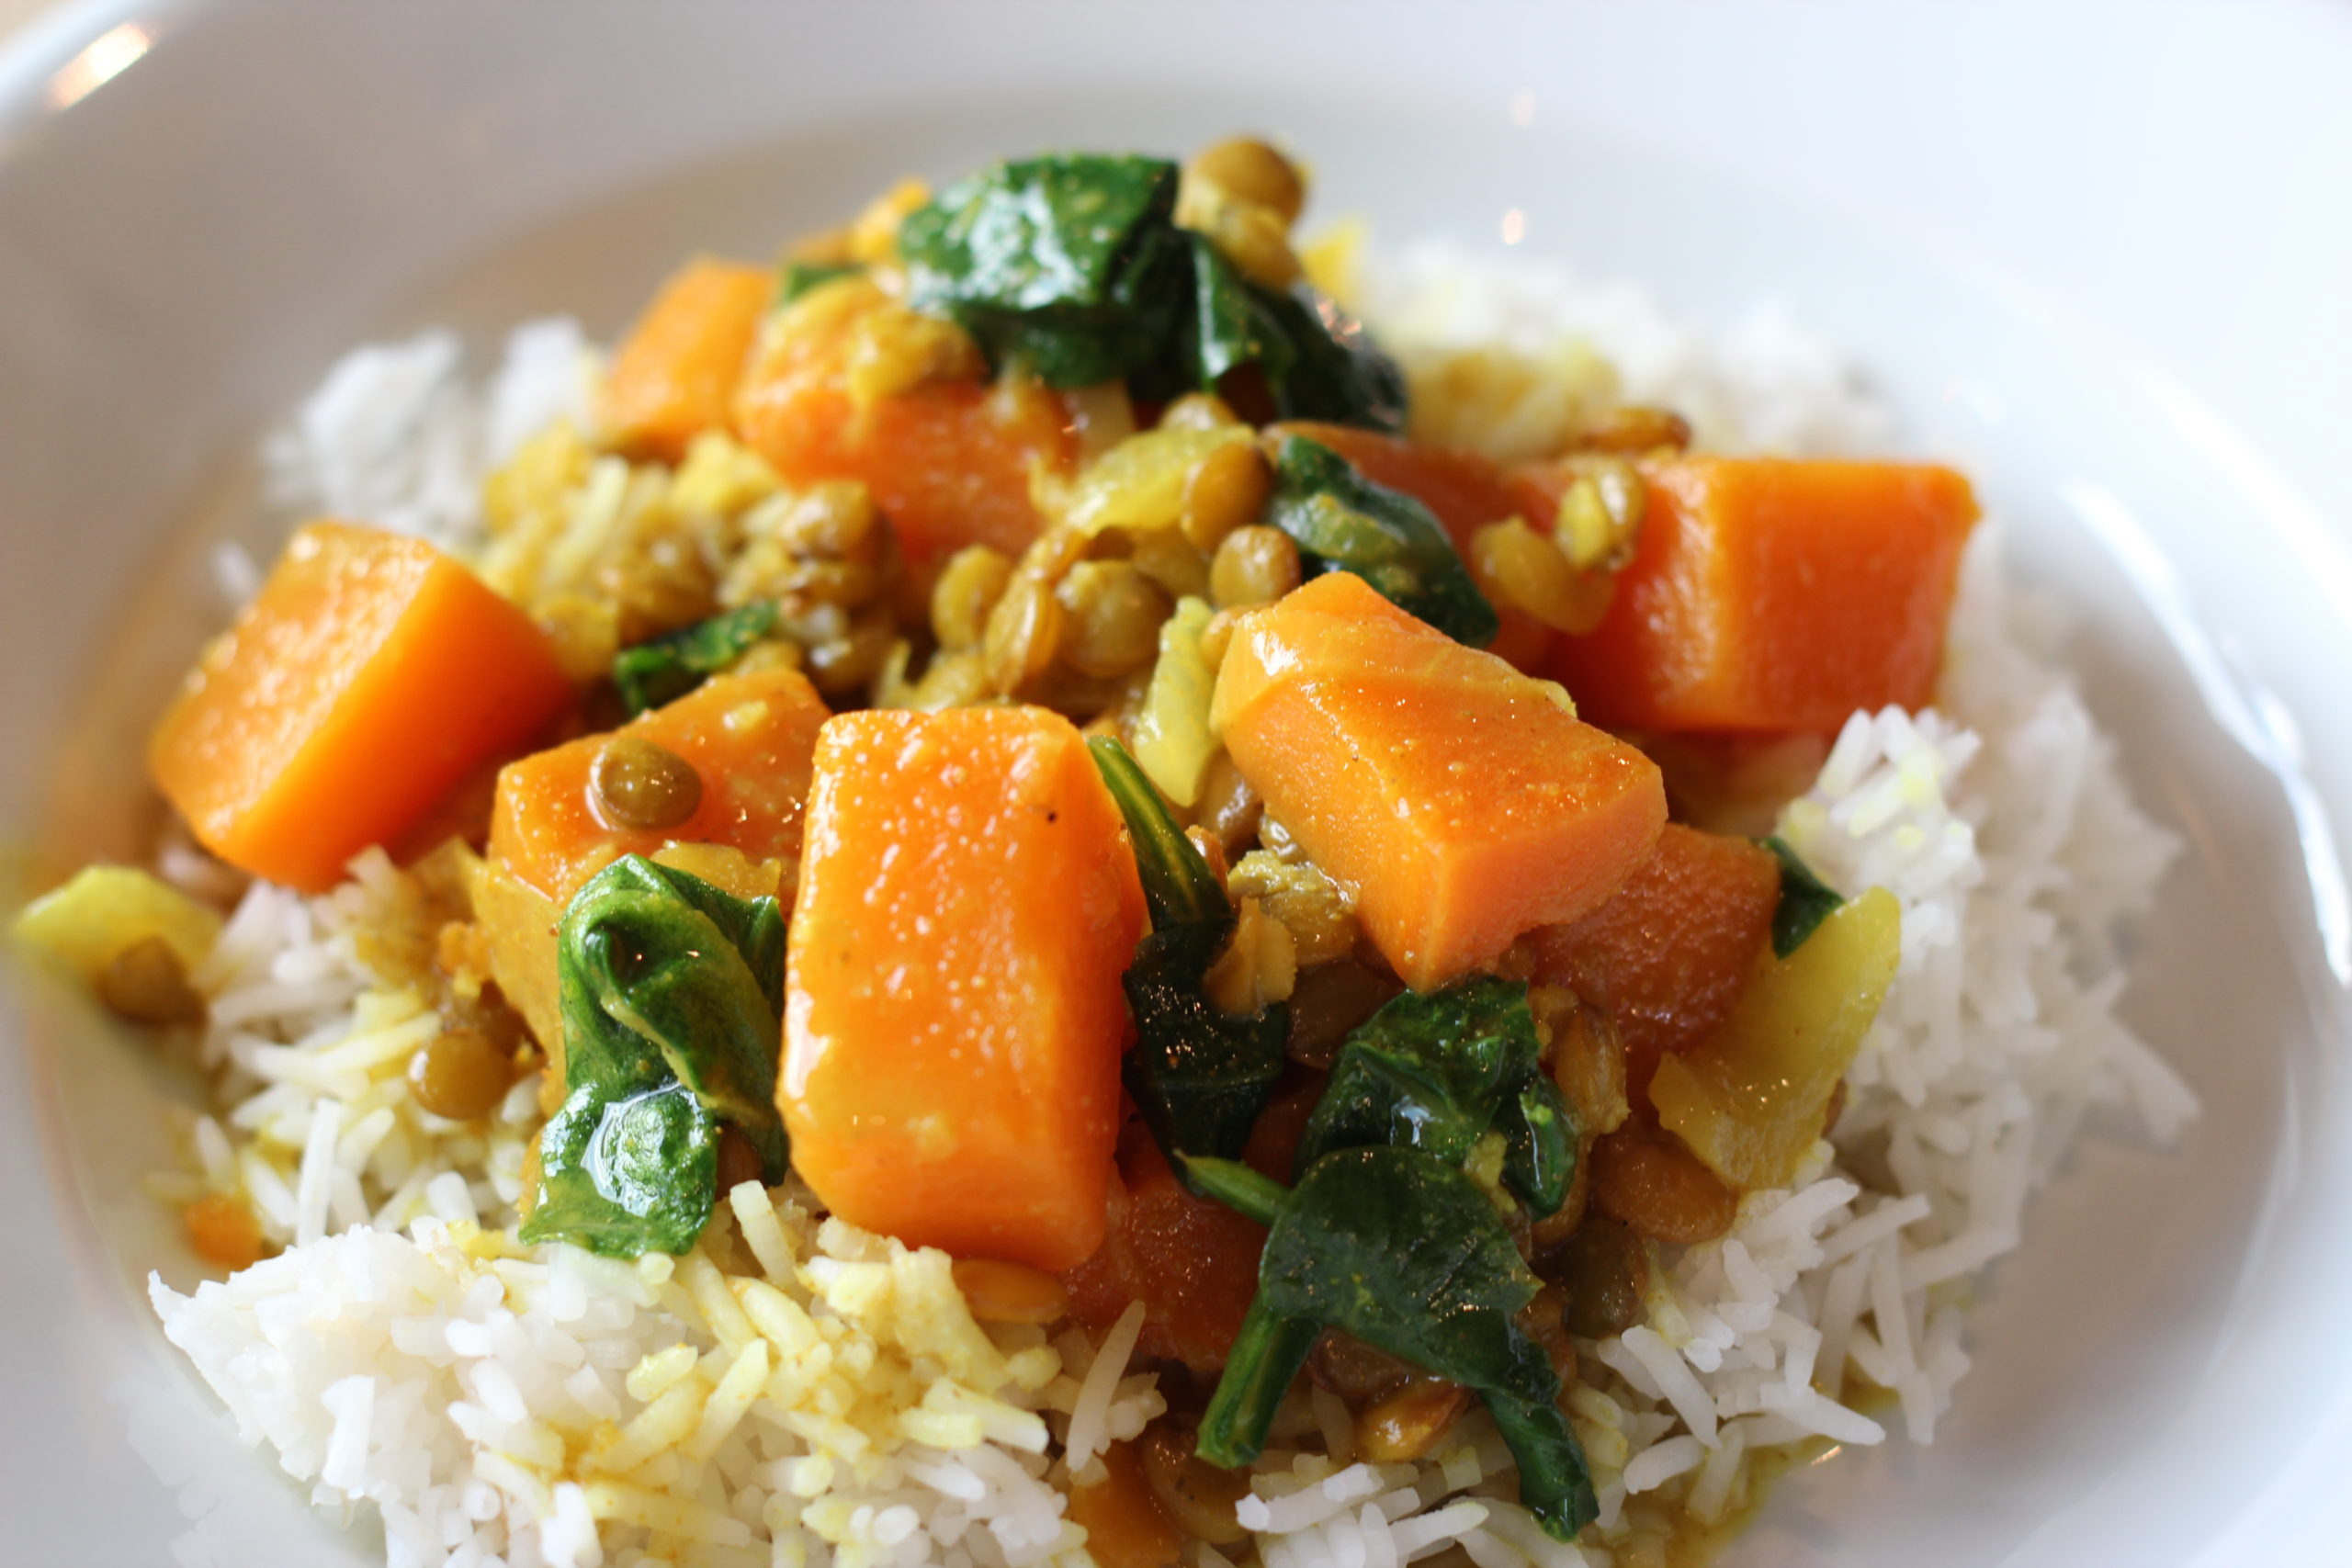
[487,667,826,903]
[481,667,826,1074]
[1212,571,1666,990]
[150,523,572,893]
[779,707,1146,1271]
[600,257,775,463]
[1536,457,1979,731]
[1528,824,1781,1108]
[1063,1122,1270,1374]
[733,277,1071,563]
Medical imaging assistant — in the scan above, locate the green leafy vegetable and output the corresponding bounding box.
[521,855,789,1258]
[1088,738,1286,1184]
[1296,976,1577,1217]
[900,153,1191,390]
[1763,835,1844,957]
[1262,434,1499,647]
[1183,236,1407,428]
[1196,1146,1599,1539]
[612,603,777,716]
[899,152,1406,428]
[779,259,864,303]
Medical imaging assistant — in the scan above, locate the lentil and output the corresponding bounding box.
[1577,404,1691,454]
[1209,525,1301,609]
[1057,560,1173,680]
[1355,1377,1471,1463]
[1186,137,1307,226]
[407,1028,515,1122]
[982,572,1066,694]
[589,736,705,830]
[1471,517,1615,635]
[1179,439,1273,551]
[931,545,1015,650]
[99,935,207,1026]
[1159,391,1240,434]
[1193,750,1263,853]
[806,603,901,698]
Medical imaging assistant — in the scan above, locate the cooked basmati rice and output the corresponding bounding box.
[144,243,2185,1568]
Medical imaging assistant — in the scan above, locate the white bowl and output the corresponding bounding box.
[5,3,2352,1563]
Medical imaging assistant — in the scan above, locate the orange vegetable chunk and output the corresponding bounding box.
[1538,457,1980,732]
[1063,1122,1270,1373]
[1212,571,1667,991]
[780,707,1147,1271]
[150,522,572,893]
[1528,824,1781,1108]
[600,257,775,463]
[1065,1440,1183,1568]
[732,279,1071,562]
[481,667,829,1066]
[487,667,828,904]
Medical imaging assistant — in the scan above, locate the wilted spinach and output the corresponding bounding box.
[1262,434,1499,648]
[1763,835,1844,957]
[900,153,1191,391]
[612,603,777,716]
[520,855,789,1258]
[1183,234,1408,429]
[1295,976,1577,1217]
[1190,1146,1600,1540]
[899,152,1406,429]
[1088,737,1286,1186]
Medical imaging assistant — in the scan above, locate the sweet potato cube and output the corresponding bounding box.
[1213,571,1667,991]
[1528,823,1782,1107]
[600,257,775,463]
[149,523,571,893]
[780,707,1147,1271]
[1540,457,1979,732]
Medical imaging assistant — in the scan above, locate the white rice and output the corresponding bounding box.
[147,245,2185,1567]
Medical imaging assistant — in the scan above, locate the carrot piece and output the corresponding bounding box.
[149,523,572,894]
[1528,824,1781,1109]
[599,257,775,464]
[1212,571,1667,991]
[1063,1122,1270,1373]
[481,667,828,1068]
[1066,1440,1183,1568]
[732,279,1072,562]
[779,707,1146,1272]
[1276,422,1554,669]
[1533,457,1980,731]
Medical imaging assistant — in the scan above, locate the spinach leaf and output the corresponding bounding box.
[521,855,789,1258]
[612,603,778,716]
[1263,434,1499,648]
[1182,237,1408,430]
[1088,738,1286,1184]
[779,259,864,303]
[899,152,1407,429]
[1196,1145,1599,1540]
[1763,835,1844,957]
[1295,976,1577,1217]
[900,153,1190,390]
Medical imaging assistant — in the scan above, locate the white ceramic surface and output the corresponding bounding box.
[5,3,2351,1564]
